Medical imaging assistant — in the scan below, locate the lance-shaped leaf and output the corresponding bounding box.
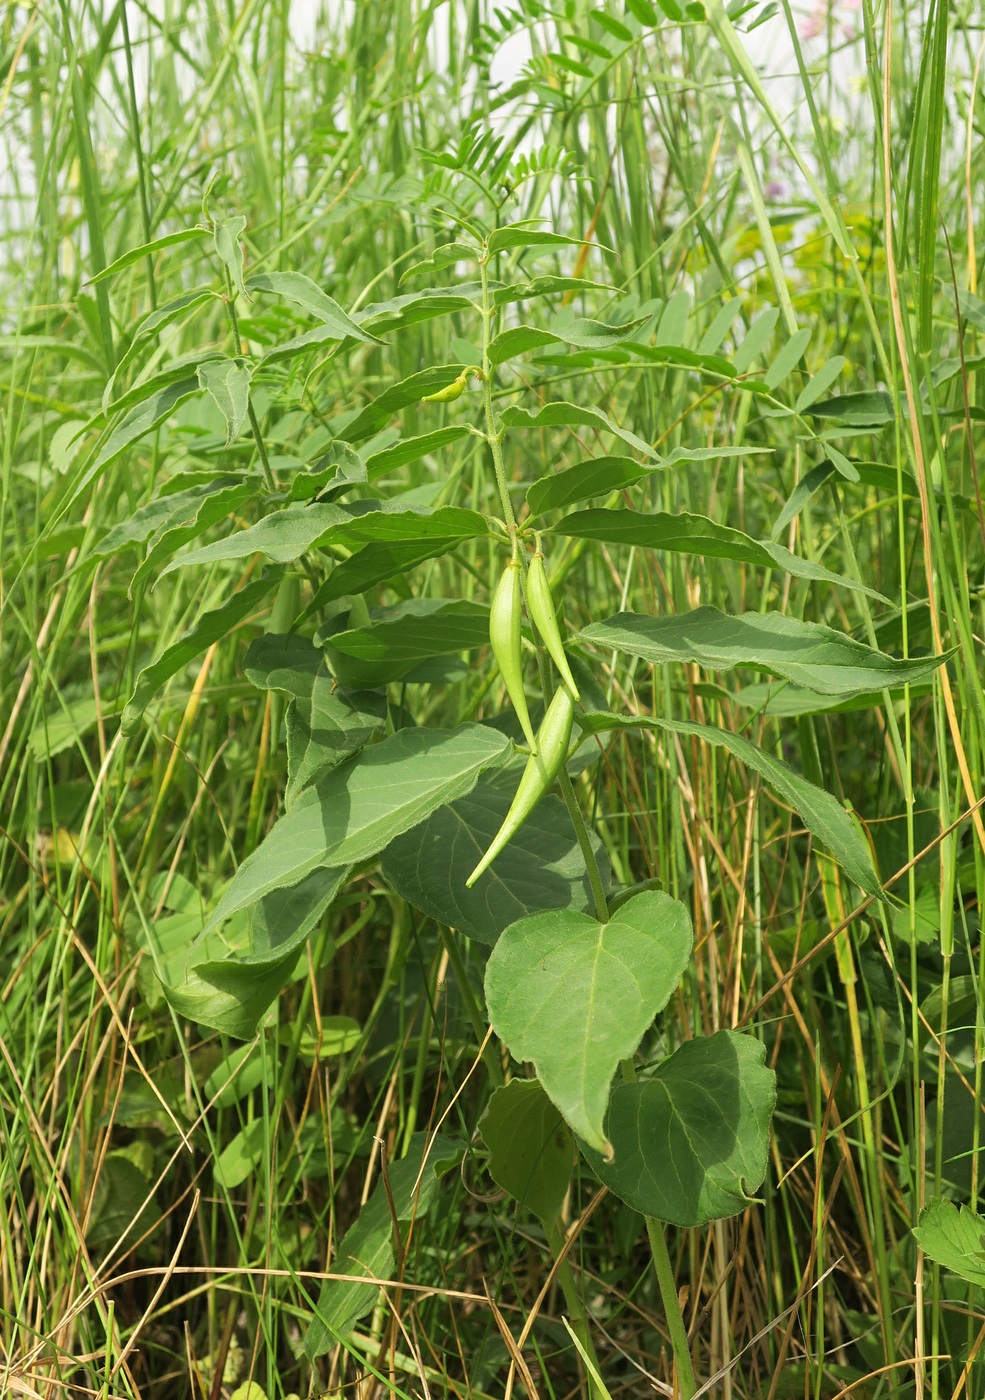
[580,606,946,698]
[69,375,201,507]
[912,1200,985,1288]
[487,225,590,254]
[86,227,209,285]
[527,456,665,516]
[805,391,894,426]
[159,502,352,573]
[551,509,886,601]
[204,723,512,931]
[381,772,611,946]
[213,214,249,300]
[500,401,658,460]
[578,710,882,896]
[197,356,251,445]
[247,270,384,345]
[480,1079,574,1227]
[365,425,470,478]
[92,476,249,560]
[485,890,693,1151]
[342,365,466,442]
[324,599,489,688]
[488,316,650,364]
[122,575,279,733]
[585,1030,775,1226]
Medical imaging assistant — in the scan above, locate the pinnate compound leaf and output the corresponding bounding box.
[246,271,384,345]
[552,509,885,600]
[204,724,512,931]
[577,711,882,896]
[485,890,693,1151]
[580,606,946,698]
[585,1030,775,1226]
[912,1199,985,1288]
[381,773,611,946]
[501,401,658,459]
[304,1133,458,1356]
[197,356,252,445]
[122,575,279,733]
[480,1079,574,1226]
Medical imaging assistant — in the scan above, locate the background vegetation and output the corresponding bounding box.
[1,0,984,1397]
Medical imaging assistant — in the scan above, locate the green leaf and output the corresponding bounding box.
[912,1200,985,1288]
[316,535,467,605]
[806,392,894,427]
[485,890,693,1151]
[580,606,946,698]
[626,0,659,22]
[527,456,663,516]
[204,724,512,931]
[365,425,471,478]
[213,214,250,301]
[551,509,885,600]
[159,867,344,1036]
[576,711,882,896]
[69,376,202,506]
[480,1079,574,1226]
[243,632,325,695]
[197,357,252,446]
[500,401,658,460]
[204,1043,266,1109]
[343,365,466,442]
[586,1030,775,1225]
[304,1133,457,1356]
[104,287,220,408]
[86,1148,162,1255]
[214,1120,267,1189]
[399,241,478,282]
[158,502,352,573]
[246,271,384,345]
[487,316,649,364]
[131,480,260,594]
[764,327,811,390]
[122,575,279,733]
[285,674,387,803]
[732,308,779,373]
[85,227,208,285]
[381,772,611,946]
[324,599,490,688]
[795,355,847,411]
[770,461,836,539]
[493,276,616,307]
[93,477,250,562]
[487,225,588,254]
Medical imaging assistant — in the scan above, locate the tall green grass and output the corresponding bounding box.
[1,1,983,1397]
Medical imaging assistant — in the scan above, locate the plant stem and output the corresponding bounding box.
[646,1216,698,1400]
[222,267,277,492]
[545,1217,606,1400]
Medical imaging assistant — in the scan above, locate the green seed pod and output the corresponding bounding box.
[422,372,466,403]
[466,685,574,887]
[525,552,580,700]
[490,561,538,753]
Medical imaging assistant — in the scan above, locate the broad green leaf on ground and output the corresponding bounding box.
[480,1079,574,1226]
[246,271,384,344]
[365,425,471,478]
[526,456,664,516]
[912,1200,985,1288]
[213,214,249,300]
[487,316,649,364]
[324,599,489,688]
[342,365,466,442]
[214,1120,268,1190]
[204,724,512,931]
[485,890,693,1150]
[69,376,201,506]
[805,391,894,426]
[85,227,208,284]
[122,575,279,734]
[577,711,882,896]
[204,1042,265,1109]
[304,1132,458,1356]
[585,1030,776,1225]
[86,1148,162,1256]
[551,510,886,600]
[158,866,345,1036]
[197,356,251,445]
[381,772,611,945]
[580,606,946,698]
[500,401,658,459]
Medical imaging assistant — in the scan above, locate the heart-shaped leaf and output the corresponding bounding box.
[585,1030,776,1226]
[485,890,692,1151]
[480,1079,574,1227]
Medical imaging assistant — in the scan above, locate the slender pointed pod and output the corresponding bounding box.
[490,560,538,752]
[466,685,574,886]
[525,551,581,700]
